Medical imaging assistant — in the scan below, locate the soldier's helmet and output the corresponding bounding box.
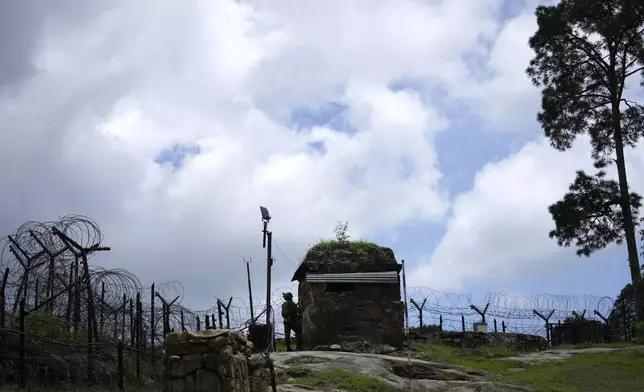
[283,292,293,300]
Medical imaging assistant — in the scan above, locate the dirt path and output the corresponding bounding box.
[500,346,643,364]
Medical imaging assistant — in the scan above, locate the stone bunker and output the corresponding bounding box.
[291,243,404,350]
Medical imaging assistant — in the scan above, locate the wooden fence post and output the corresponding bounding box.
[19,300,26,389]
[117,341,124,391]
[135,293,141,383]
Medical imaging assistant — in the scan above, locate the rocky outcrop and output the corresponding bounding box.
[271,351,530,392]
[164,329,254,392]
[313,341,398,354]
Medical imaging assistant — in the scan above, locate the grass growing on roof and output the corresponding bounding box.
[302,239,379,263]
[309,239,378,252]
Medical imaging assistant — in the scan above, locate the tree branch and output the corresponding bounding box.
[566,32,610,73]
[624,66,644,79]
[621,98,635,111]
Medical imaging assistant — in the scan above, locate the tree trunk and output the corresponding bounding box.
[612,104,644,322]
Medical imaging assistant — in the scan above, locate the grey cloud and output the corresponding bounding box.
[0,0,512,311]
[0,0,112,89]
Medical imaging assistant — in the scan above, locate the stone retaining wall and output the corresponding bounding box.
[418,331,548,352]
[164,329,254,392]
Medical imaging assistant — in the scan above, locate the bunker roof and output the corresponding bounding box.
[290,240,402,282]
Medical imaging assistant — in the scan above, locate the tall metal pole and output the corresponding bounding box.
[260,206,275,355]
[245,258,255,322]
[401,259,412,392]
[266,232,273,326]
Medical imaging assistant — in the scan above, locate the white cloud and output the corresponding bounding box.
[449,6,541,132]
[410,133,644,292]
[404,1,644,294]
[2,0,500,308]
[2,0,639,313]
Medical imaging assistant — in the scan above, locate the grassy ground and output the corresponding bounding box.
[553,342,636,349]
[414,342,644,391]
[277,342,644,392]
[504,349,644,392]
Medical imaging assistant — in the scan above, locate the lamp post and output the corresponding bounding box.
[260,206,273,327]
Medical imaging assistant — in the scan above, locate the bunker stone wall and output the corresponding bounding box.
[297,244,404,350]
[164,329,253,392]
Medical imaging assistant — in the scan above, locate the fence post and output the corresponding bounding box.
[439,315,443,331]
[81,253,100,342]
[164,303,172,334]
[181,310,185,331]
[0,268,8,346]
[164,305,169,333]
[410,299,427,330]
[65,268,73,331]
[129,299,134,347]
[593,310,610,343]
[47,255,55,313]
[225,298,232,329]
[501,321,506,333]
[88,291,94,384]
[218,301,223,329]
[100,282,105,336]
[205,314,210,329]
[268,358,278,392]
[571,310,586,345]
[117,341,124,391]
[34,278,39,308]
[196,316,201,331]
[470,303,490,323]
[121,295,127,342]
[494,319,498,332]
[461,315,465,332]
[136,292,141,383]
[533,309,555,344]
[114,311,118,341]
[150,283,155,380]
[215,298,233,329]
[19,299,26,390]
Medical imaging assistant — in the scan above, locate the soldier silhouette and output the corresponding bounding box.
[281,292,302,351]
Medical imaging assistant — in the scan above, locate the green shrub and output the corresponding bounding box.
[25,310,88,343]
[635,321,644,344]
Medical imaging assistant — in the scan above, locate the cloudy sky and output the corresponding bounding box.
[1,0,642,312]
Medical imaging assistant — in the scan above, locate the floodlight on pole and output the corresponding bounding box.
[260,206,271,222]
[259,205,274,342]
[260,206,271,248]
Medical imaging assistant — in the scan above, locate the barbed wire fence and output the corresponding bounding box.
[402,287,617,337]
[0,214,623,391]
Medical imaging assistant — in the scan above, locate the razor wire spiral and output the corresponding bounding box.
[0,215,619,345]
